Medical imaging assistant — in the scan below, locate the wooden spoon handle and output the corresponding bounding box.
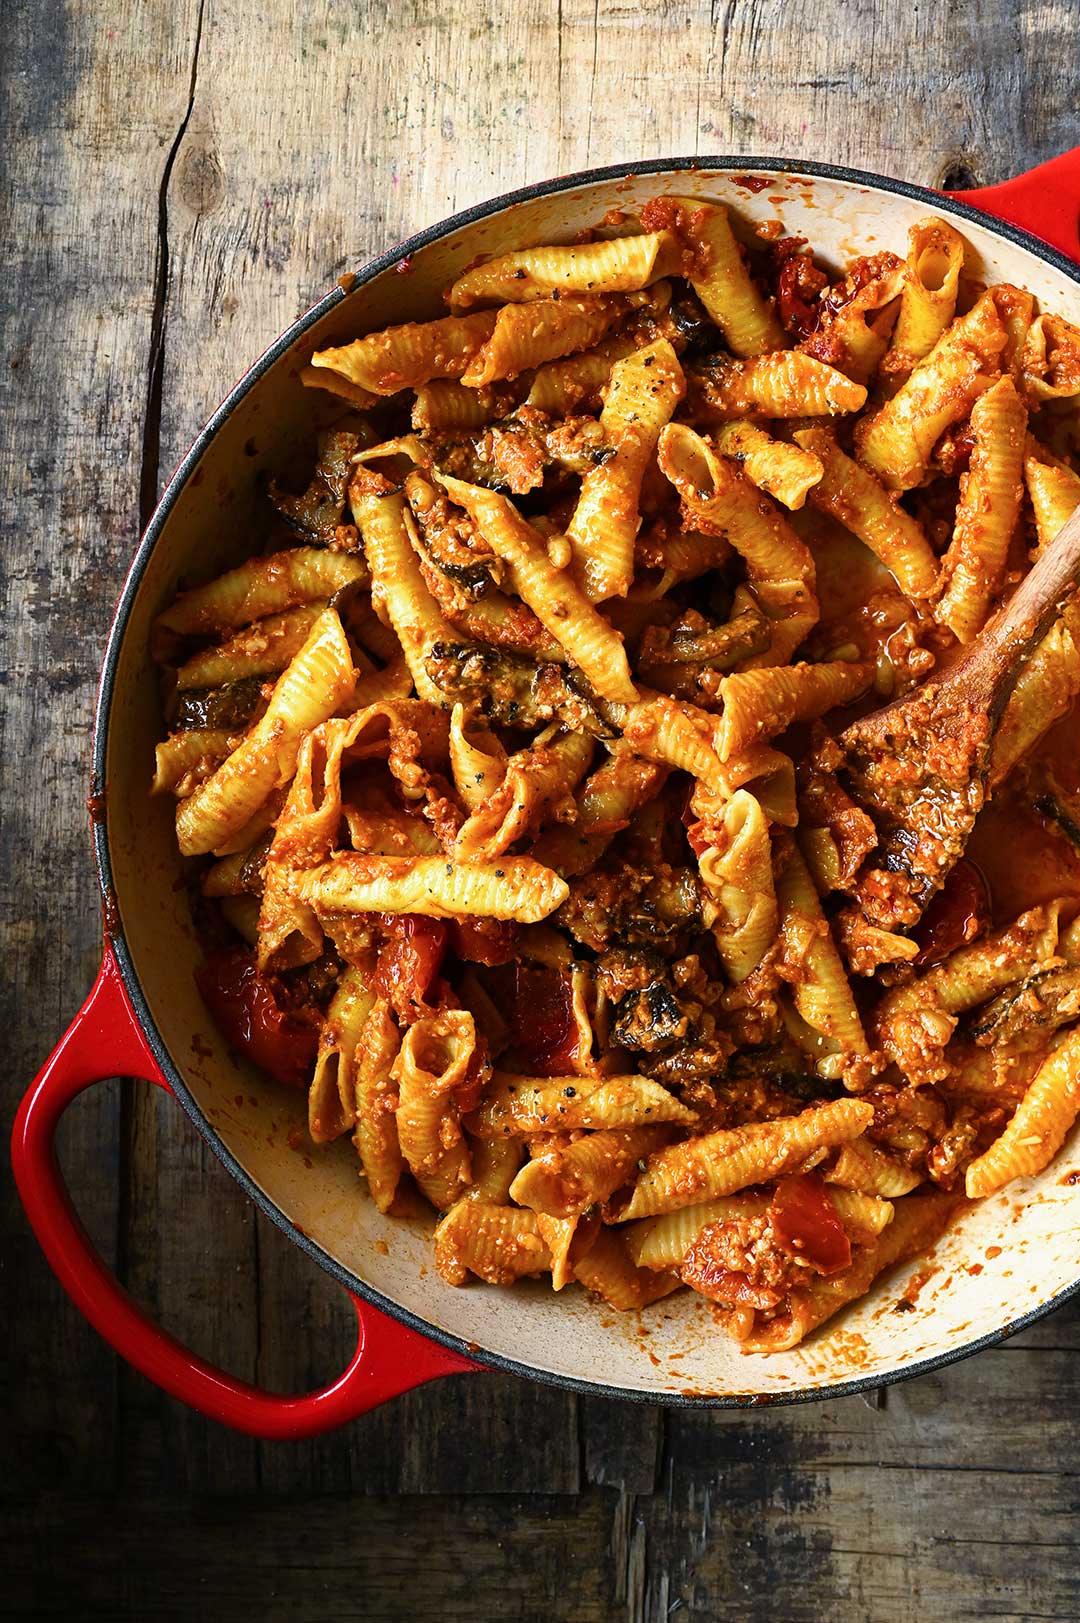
[950,504,1080,709]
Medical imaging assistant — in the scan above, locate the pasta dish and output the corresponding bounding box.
[151,196,1080,1352]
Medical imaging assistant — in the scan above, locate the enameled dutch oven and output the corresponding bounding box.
[13,154,1080,1438]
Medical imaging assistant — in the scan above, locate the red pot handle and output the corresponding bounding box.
[11,943,478,1438]
[944,147,1080,263]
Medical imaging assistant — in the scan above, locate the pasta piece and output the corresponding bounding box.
[566,338,685,601]
[793,426,939,597]
[965,1028,1080,1197]
[258,724,350,970]
[435,476,637,701]
[696,790,778,983]
[311,310,497,394]
[295,850,568,923]
[633,524,733,599]
[1025,446,1080,550]
[202,845,259,898]
[469,1072,695,1137]
[449,232,681,309]
[615,1098,874,1221]
[991,284,1036,379]
[775,834,871,1071]
[617,693,728,793]
[530,747,667,878]
[299,362,378,409]
[936,375,1027,643]
[156,548,366,637]
[801,253,904,384]
[174,604,327,691]
[308,968,374,1145]
[714,420,823,510]
[741,1193,960,1352]
[826,1138,923,1198]
[572,1227,681,1310]
[352,488,458,705]
[989,605,1080,784]
[716,660,872,760]
[689,746,798,829]
[461,296,623,388]
[467,1135,525,1204]
[509,1126,669,1218]
[825,1187,895,1242]
[680,199,783,357]
[873,903,1062,1084]
[394,1009,478,1211]
[524,334,640,415]
[624,1186,892,1270]
[696,350,868,418]
[434,1198,551,1285]
[175,608,355,857]
[353,997,405,1213]
[540,1213,599,1292]
[411,380,502,432]
[657,424,818,666]
[447,704,507,811]
[453,727,594,861]
[152,730,239,795]
[986,450,1080,779]
[882,218,966,385]
[625,1193,770,1270]
[1020,313,1080,404]
[855,290,1007,490]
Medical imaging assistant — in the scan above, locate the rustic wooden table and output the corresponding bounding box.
[3,2,1079,1618]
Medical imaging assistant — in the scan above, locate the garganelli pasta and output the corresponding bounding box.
[156,194,1080,1352]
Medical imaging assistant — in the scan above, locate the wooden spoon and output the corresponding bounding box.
[840,504,1080,931]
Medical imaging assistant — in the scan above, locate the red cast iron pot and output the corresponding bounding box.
[12,153,1080,1437]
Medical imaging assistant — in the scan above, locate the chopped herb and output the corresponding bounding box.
[564,1086,577,1097]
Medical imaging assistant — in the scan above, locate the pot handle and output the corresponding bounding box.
[944,147,1080,262]
[11,944,478,1439]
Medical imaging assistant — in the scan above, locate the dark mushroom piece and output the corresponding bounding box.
[637,605,772,705]
[424,640,617,737]
[269,430,360,541]
[968,965,1080,1047]
[839,504,1080,934]
[404,470,500,599]
[172,676,266,732]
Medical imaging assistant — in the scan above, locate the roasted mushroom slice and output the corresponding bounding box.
[637,605,771,704]
[404,470,499,598]
[427,409,611,496]
[171,676,266,732]
[424,641,616,737]
[968,966,1080,1047]
[269,430,360,541]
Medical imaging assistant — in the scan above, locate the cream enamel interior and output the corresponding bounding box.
[104,166,1080,1401]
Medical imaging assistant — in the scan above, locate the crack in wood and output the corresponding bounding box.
[138,0,207,528]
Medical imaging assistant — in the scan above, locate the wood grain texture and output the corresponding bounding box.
[3,0,1079,1615]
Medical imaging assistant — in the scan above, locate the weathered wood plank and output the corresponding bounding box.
[0,0,199,1496]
